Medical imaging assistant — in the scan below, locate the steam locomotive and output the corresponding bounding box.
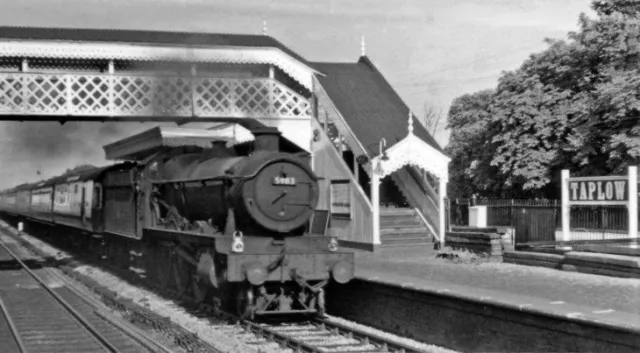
[0,126,354,319]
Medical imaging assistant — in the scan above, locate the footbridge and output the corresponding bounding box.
[0,26,450,252]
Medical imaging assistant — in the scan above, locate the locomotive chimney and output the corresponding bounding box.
[253,127,281,152]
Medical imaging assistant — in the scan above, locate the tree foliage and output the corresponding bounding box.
[446,0,640,198]
[445,90,495,198]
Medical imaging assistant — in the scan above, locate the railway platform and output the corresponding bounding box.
[325,250,640,352]
[355,251,640,316]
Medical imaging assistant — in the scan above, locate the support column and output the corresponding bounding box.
[628,166,638,238]
[371,164,381,245]
[439,177,446,247]
[108,60,115,114]
[561,169,571,242]
[268,65,275,116]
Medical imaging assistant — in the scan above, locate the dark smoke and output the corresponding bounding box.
[0,121,165,190]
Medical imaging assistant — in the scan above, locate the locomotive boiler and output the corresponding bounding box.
[0,125,354,320]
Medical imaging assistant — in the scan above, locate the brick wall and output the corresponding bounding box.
[328,279,639,353]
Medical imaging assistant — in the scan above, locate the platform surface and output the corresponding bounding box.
[355,251,640,325]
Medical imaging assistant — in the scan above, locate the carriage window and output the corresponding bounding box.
[74,185,78,193]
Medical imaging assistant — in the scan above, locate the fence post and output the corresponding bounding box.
[445,198,451,232]
[561,169,571,242]
[510,199,514,228]
[629,166,638,238]
[439,177,447,248]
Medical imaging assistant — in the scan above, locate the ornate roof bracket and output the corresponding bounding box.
[371,111,450,182]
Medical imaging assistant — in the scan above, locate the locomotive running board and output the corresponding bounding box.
[143,228,221,244]
[254,309,317,316]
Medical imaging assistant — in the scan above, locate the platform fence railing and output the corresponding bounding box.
[445,198,639,246]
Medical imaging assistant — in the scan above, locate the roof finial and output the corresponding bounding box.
[361,36,366,56]
[262,19,268,35]
[408,110,414,135]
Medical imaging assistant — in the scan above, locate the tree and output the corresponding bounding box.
[445,0,640,198]
[422,102,445,136]
[445,90,495,198]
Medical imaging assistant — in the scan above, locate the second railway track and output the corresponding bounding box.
[0,234,165,353]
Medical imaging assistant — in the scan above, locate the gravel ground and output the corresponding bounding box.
[356,251,640,314]
[0,232,65,288]
[0,221,459,353]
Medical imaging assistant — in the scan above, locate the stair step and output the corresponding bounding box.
[382,235,432,244]
[382,237,434,245]
[382,232,432,239]
[380,208,415,216]
[381,226,428,235]
[380,217,422,223]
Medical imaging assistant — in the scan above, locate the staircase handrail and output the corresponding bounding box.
[413,207,439,242]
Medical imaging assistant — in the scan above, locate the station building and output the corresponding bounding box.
[0,26,449,252]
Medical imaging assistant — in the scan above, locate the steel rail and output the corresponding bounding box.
[202,301,425,353]
[0,297,28,353]
[315,317,422,353]
[41,265,175,353]
[94,309,176,353]
[0,239,120,353]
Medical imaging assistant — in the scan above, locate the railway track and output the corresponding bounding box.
[2,221,433,353]
[0,234,165,353]
[240,316,424,353]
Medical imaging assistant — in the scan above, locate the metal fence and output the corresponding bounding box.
[445,198,470,227]
[446,198,639,245]
[513,207,558,245]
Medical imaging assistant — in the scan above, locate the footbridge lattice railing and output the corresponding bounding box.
[0,72,311,119]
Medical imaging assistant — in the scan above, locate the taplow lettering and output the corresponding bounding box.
[569,180,627,201]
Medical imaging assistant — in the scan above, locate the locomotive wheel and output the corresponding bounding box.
[104,239,116,262]
[192,277,208,304]
[89,237,102,261]
[236,283,256,320]
[191,250,209,304]
[173,251,192,300]
[157,245,174,290]
[141,240,156,281]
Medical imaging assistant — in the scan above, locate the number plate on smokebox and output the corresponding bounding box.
[273,176,296,186]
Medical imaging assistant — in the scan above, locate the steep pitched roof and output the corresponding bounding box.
[0,26,310,65]
[312,56,444,157]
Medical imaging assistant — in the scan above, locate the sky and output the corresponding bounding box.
[0,0,596,189]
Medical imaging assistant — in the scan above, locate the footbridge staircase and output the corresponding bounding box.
[311,56,450,253]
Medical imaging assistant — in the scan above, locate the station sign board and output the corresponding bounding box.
[561,166,637,242]
[568,177,628,205]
